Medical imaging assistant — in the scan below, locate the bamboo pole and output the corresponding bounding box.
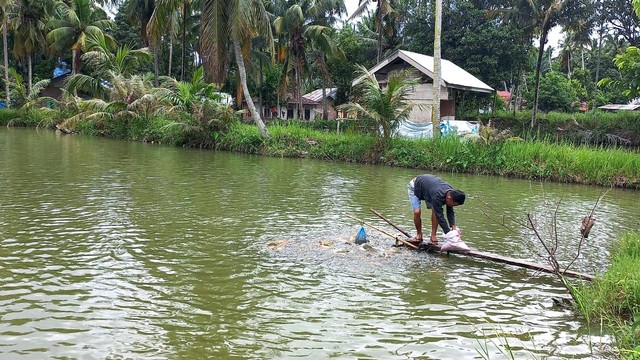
[366,209,594,281]
[370,208,412,238]
[345,214,418,249]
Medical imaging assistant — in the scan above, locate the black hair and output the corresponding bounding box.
[450,190,466,205]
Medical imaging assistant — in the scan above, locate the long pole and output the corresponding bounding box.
[370,208,412,238]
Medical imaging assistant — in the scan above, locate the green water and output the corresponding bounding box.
[2,128,639,359]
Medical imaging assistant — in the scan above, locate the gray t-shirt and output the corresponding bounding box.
[413,174,454,233]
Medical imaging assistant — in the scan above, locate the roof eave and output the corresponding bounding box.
[448,84,494,93]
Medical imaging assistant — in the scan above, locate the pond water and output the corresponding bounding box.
[2,128,639,359]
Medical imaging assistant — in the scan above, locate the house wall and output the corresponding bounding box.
[404,84,453,124]
[310,102,337,120]
[374,62,460,124]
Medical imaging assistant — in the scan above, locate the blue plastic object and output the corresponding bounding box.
[355,226,368,244]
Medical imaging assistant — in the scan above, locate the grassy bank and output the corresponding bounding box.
[218,123,640,189]
[3,109,639,189]
[575,233,640,358]
[470,110,640,147]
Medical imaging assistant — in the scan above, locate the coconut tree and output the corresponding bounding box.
[274,2,312,119]
[338,65,418,142]
[47,0,114,75]
[306,25,342,120]
[65,32,151,99]
[121,0,160,82]
[348,0,396,63]
[9,0,52,94]
[0,0,12,107]
[148,0,194,80]
[201,0,274,137]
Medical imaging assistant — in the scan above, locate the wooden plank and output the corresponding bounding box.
[453,248,594,281]
[370,209,595,281]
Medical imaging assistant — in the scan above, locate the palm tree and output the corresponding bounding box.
[348,0,396,62]
[46,0,114,75]
[121,0,159,82]
[338,65,418,141]
[9,0,52,94]
[0,0,12,107]
[274,3,312,119]
[306,25,342,119]
[201,0,274,137]
[148,0,193,80]
[65,32,151,99]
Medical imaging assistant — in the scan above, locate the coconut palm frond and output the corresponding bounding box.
[65,73,105,98]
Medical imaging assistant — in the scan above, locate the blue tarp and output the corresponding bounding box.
[395,120,480,139]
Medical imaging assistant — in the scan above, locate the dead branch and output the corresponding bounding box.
[564,187,612,272]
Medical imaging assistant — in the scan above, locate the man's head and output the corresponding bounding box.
[445,190,466,207]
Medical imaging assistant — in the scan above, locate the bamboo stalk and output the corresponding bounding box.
[345,214,418,249]
[370,208,412,238]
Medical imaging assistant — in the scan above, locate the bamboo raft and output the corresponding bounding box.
[348,209,595,281]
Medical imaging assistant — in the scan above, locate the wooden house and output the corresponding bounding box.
[352,50,493,124]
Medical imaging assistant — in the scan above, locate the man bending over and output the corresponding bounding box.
[407,174,466,245]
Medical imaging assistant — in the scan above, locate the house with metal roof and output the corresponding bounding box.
[282,88,338,120]
[598,104,640,111]
[353,50,493,128]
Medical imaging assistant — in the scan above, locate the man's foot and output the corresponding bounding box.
[408,236,423,245]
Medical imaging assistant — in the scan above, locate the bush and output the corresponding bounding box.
[469,110,640,147]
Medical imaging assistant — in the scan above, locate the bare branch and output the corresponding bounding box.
[564,186,613,272]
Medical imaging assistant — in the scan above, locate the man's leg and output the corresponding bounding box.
[408,179,422,242]
[413,209,423,241]
[430,208,439,245]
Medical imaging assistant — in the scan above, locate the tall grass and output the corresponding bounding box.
[472,110,640,147]
[3,108,640,189]
[574,233,640,357]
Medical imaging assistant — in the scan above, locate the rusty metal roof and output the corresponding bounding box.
[301,88,337,103]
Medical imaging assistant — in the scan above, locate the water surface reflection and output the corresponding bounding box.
[1,128,635,359]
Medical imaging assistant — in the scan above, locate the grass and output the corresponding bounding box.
[574,233,640,358]
[3,108,640,189]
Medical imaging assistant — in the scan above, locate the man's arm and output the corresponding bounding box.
[446,206,455,230]
[433,204,451,234]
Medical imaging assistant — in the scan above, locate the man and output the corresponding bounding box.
[407,174,466,245]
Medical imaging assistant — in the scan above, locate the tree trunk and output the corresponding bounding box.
[432,0,442,139]
[28,56,32,95]
[531,17,552,129]
[3,19,9,108]
[233,38,269,137]
[168,33,173,77]
[593,28,604,112]
[321,86,327,120]
[297,60,303,119]
[377,3,383,63]
[181,2,188,81]
[153,45,159,86]
[72,48,80,74]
